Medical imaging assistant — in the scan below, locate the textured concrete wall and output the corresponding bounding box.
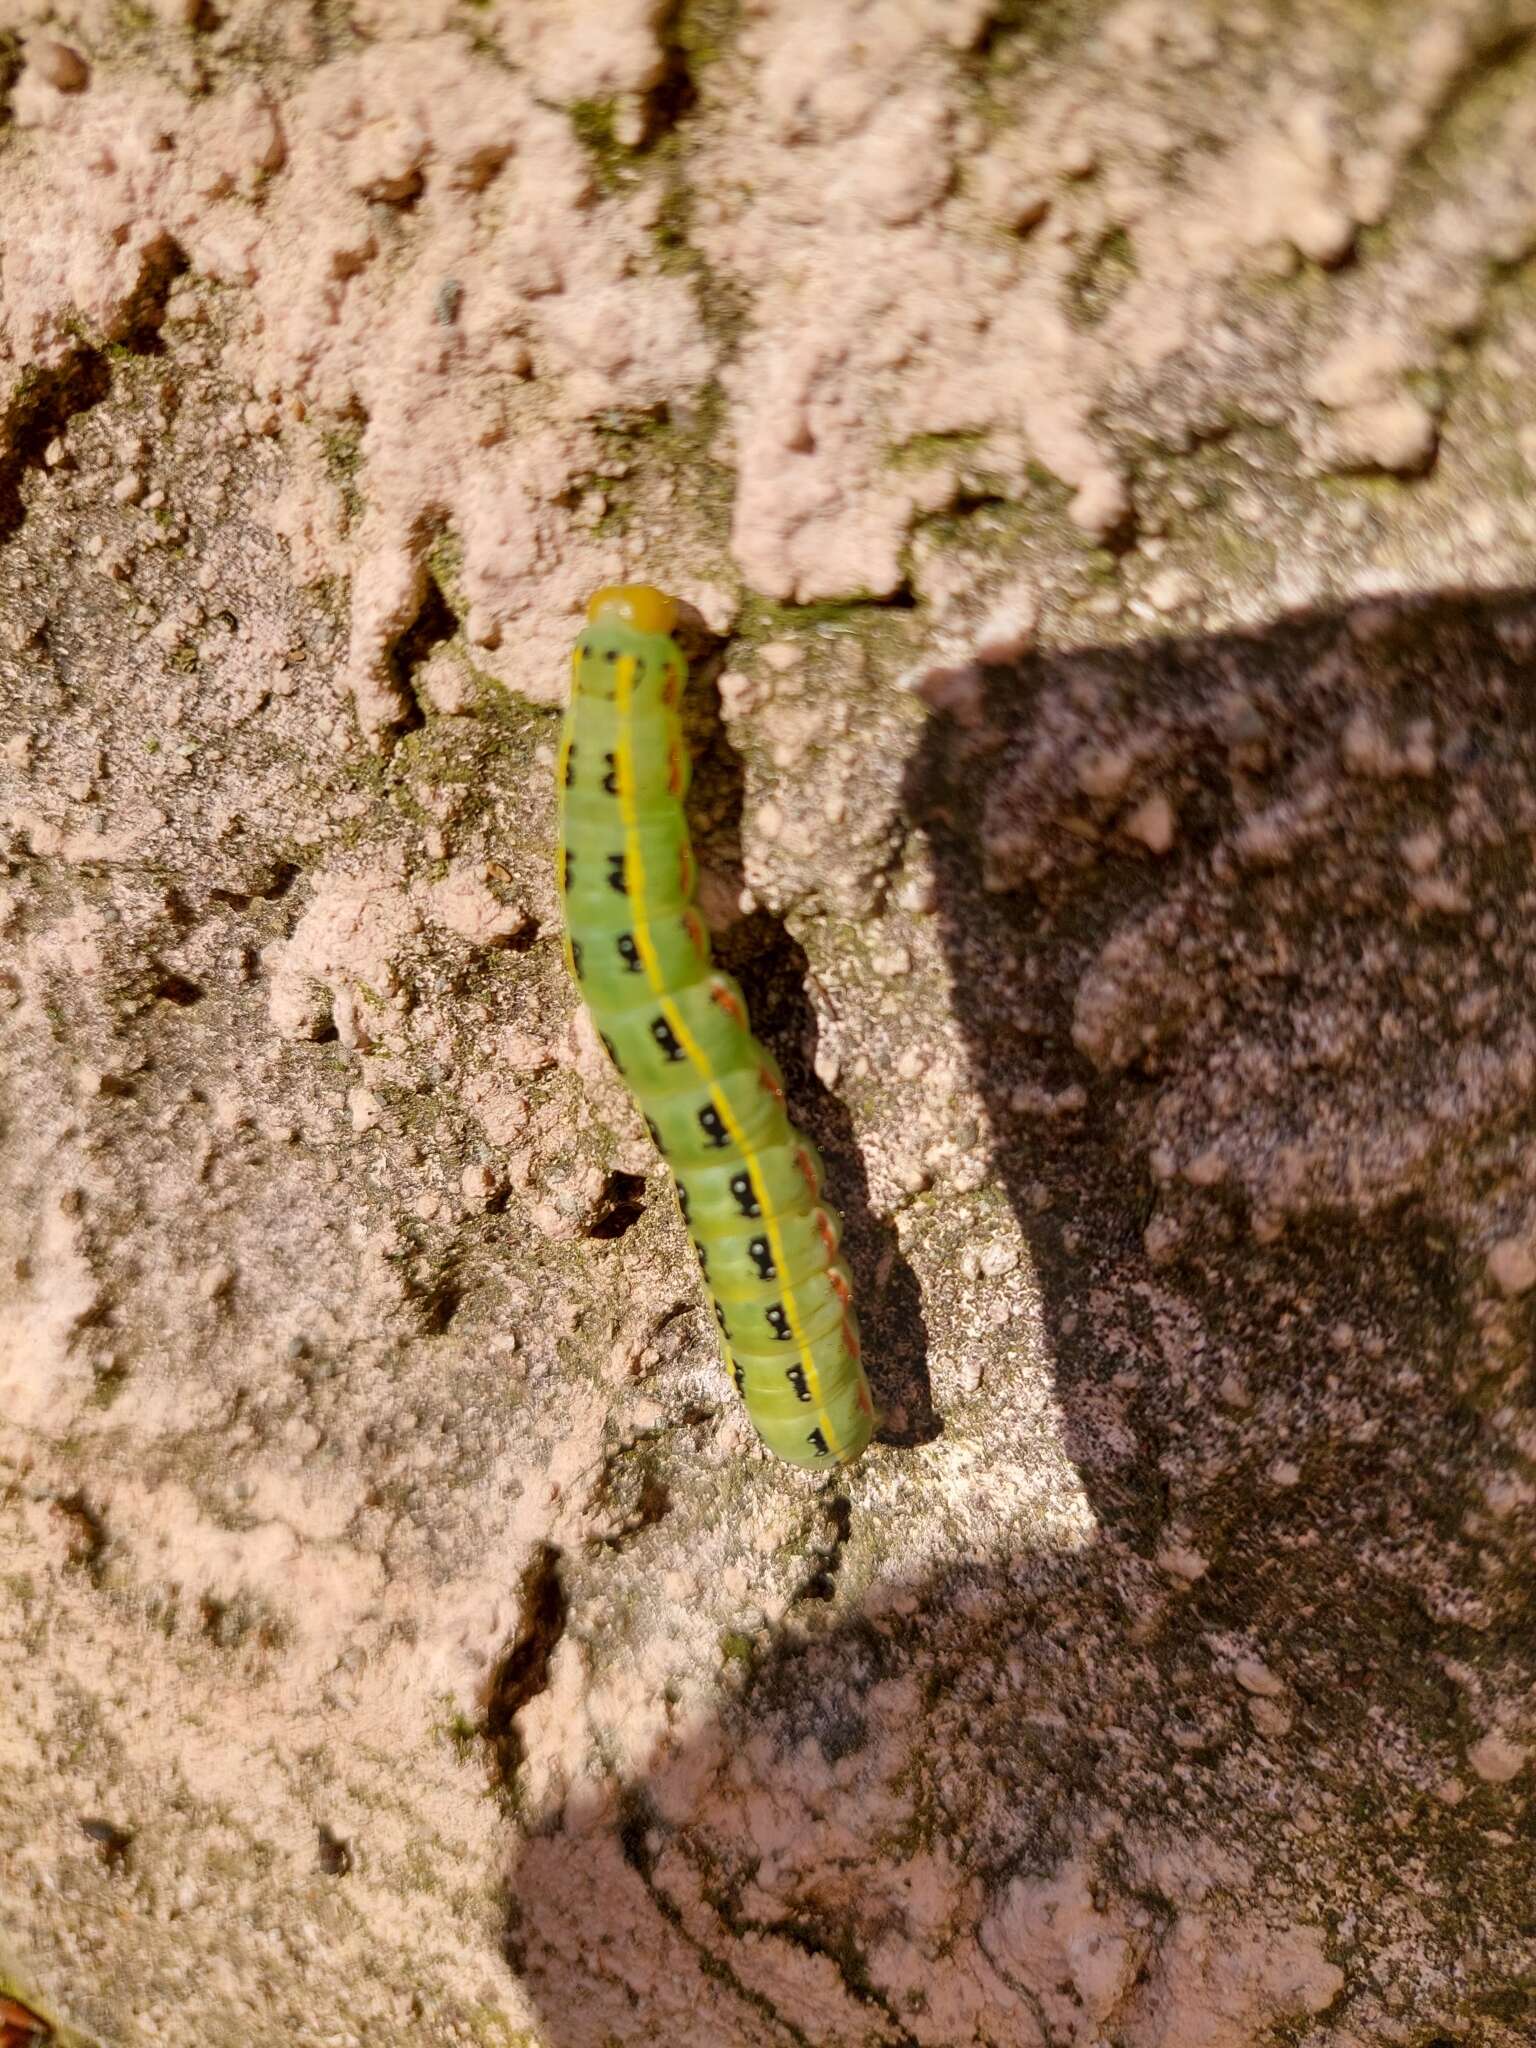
[4,4,1536,2044]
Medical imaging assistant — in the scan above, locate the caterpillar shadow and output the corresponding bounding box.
[685,634,937,1448]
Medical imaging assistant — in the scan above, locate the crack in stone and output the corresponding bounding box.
[483,1543,569,1786]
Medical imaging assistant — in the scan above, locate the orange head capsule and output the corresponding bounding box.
[586,585,680,636]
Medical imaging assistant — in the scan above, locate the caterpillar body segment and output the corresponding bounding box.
[557,585,877,1471]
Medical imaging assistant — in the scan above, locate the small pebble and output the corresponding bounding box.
[1068,468,1131,540]
[895,871,937,915]
[1233,1656,1284,1698]
[1487,1238,1536,1297]
[1184,1147,1226,1188]
[1467,1730,1528,1785]
[971,594,1038,665]
[1125,792,1176,854]
[33,39,90,91]
[461,1161,503,1209]
[1246,1696,1293,1738]
[1077,748,1134,801]
[1399,826,1442,876]
[348,1086,382,1133]
[1145,568,1198,615]
[198,1261,234,1302]
[1155,1540,1209,1584]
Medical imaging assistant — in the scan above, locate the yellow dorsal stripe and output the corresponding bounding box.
[611,652,845,1460]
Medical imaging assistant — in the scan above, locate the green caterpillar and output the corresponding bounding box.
[557,586,876,1471]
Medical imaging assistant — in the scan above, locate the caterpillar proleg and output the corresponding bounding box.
[557,585,877,1471]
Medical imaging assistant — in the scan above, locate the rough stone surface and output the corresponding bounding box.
[4,5,1536,2047]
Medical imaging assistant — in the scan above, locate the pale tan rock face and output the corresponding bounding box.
[4,4,1536,2047]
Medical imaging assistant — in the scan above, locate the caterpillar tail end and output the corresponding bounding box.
[746,1391,877,1472]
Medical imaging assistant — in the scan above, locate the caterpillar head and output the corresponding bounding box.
[586,585,679,637]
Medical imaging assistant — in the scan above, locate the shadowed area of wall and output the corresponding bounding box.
[503,590,1536,2048]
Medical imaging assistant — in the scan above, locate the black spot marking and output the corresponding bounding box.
[693,1237,710,1276]
[563,741,576,787]
[730,1170,760,1217]
[748,1235,776,1280]
[616,933,642,972]
[602,751,619,795]
[698,1105,729,1149]
[569,937,584,979]
[676,1182,691,1224]
[713,1299,728,1333]
[765,1304,791,1343]
[786,1362,810,1401]
[599,1031,624,1074]
[807,1426,830,1457]
[606,851,627,894]
[650,1016,683,1062]
[561,847,573,889]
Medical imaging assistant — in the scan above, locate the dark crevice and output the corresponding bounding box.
[0,31,23,125]
[78,1818,134,1870]
[646,3,702,144]
[53,1491,109,1580]
[0,233,186,542]
[105,231,187,356]
[726,1910,923,2048]
[793,1491,853,1603]
[589,1169,647,1240]
[389,572,458,731]
[586,1459,672,1552]
[150,970,205,1007]
[414,1270,462,1335]
[207,860,299,910]
[483,1544,569,1786]
[0,350,112,541]
[316,1824,353,1876]
[1412,23,1536,171]
[198,1593,283,1651]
